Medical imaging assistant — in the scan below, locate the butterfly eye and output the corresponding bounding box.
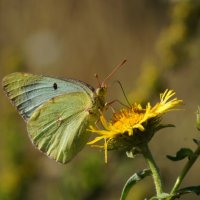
[53,83,58,90]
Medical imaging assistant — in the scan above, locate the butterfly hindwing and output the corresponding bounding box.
[27,92,96,163]
[2,72,94,121]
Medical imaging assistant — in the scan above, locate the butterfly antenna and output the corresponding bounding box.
[115,80,131,107]
[102,59,127,87]
[94,73,101,88]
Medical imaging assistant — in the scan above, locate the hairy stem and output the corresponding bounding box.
[141,144,164,195]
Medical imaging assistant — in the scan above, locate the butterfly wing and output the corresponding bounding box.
[27,91,97,163]
[2,72,94,121]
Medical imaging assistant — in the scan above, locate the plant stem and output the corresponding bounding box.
[141,144,164,195]
[169,145,200,196]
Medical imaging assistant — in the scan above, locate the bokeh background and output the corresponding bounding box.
[0,0,200,200]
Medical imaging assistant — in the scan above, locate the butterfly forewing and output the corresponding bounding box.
[2,72,94,121]
[2,72,106,163]
[27,92,96,163]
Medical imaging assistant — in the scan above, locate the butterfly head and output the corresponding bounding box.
[94,82,107,111]
[94,60,127,111]
[96,84,107,97]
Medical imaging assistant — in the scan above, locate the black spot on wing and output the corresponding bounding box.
[53,83,58,90]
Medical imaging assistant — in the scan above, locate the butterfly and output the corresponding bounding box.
[2,72,107,164]
[2,60,126,164]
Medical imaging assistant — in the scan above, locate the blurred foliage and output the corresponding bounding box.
[129,62,163,103]
[0,0,200,200]
[158,0,200,70]
[129,0,200,103]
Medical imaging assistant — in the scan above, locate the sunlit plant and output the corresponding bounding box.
[88,90,200,200]
[2,71,200,200]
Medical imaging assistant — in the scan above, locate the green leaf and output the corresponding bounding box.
[155,124,175,132]
[177,185,200,197]
[162,186,200,200]
[149,193,173,200]
[167,148,193,161]
[197,106,200,131]
[120,169,151,200]
[193,139,200,146]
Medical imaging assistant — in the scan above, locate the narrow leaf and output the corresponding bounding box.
[120,169,151,200]
[156,124,175,132]
[177,185,200,196]
[167,148,193,161]
[193,138,200,146]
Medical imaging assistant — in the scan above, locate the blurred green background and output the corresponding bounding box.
[0,0,200,200]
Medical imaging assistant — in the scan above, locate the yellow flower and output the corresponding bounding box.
[88,89,183,163]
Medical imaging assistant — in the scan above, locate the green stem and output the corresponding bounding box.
[141,144,164,195]
[169,145,200,196]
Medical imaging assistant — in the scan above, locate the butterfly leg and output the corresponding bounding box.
[105,99,122,113]
[95,119,100,129]
[106,99,129,113]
